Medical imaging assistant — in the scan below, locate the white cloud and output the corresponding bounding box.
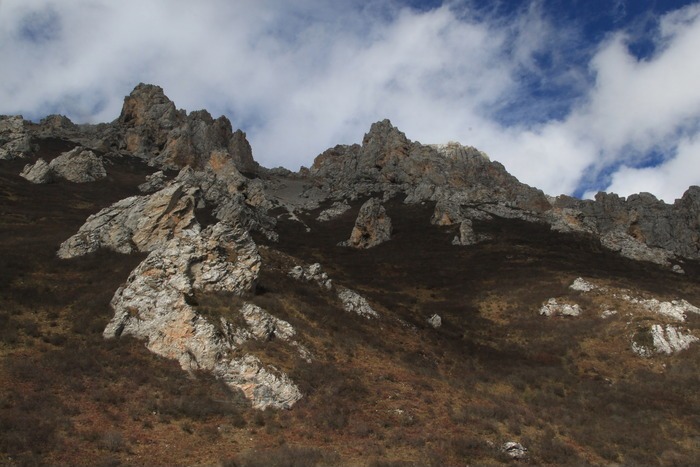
[1,0,700,201]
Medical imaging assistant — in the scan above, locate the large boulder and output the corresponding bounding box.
[345,198,392,249]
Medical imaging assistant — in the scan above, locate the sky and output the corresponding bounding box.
[1,0,700,202]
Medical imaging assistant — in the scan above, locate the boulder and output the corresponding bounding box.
[632,325,698,356]
[288,263,333,290]
[501,442,528,459]
[317,200,351,221]
[427,314,442,328]
[345,198,392,249]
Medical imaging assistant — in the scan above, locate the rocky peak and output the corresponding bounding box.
[116,83,257,173]
[118,83,181,129]
[309,119,549,213]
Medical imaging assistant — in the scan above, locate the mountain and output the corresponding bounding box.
[1,84,699,466]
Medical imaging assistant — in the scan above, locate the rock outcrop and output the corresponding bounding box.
[0,115,35,160]
[309,119,550,212]
[20,147,106,184]
[344,198,392,249]
[552,189,700,261]
[337,287,379,319]
[58,183,198,257]
[632,325,699,357]
[103,223,302,409]
[539,298,582,317]
[288,263,333,290]
[118,83,258,173]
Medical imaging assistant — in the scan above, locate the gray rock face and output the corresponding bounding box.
[554,188,700,260]
[600,231,675,267]
[345,198,392,249]
[118,83,258,173]
[57,183,198,257]
[310,119,550,212]
[21,147,106,184]
[0,115,35,160]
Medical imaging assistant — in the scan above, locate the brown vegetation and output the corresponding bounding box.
[1,139,699,465]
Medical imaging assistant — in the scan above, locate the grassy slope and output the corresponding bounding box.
[1,144,699,466]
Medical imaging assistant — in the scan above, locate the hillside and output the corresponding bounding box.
[1,84,699,466]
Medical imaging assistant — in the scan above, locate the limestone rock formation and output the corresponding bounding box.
[103,223,301,409]
[138,170,167,193]
[20,147,106,184]
[19,158,53,184]
[539,298,581,317]
[632,325,699,357]
[344,198,392,249]
[288,263,333,290]
[0,115,35,160]
[309,119,550,212]
[57,183,197,257]
[337,287,379,319]
[118,83,258,173]
[553,188,700,261]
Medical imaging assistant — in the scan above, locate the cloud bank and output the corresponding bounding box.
[1,0,699,202]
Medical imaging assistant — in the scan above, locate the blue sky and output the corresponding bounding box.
[1,0,700,202]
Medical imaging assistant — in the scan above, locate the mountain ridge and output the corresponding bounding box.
[1,83,699,466]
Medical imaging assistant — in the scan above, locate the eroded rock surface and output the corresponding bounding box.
[344,198,392,249]
[337,287,379,319]
[58,183,198,257]
[0,115,35,160]
[21,147,106,184]
[118,83,258,173]
[539,298,582,317]
[103,223,302,409]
